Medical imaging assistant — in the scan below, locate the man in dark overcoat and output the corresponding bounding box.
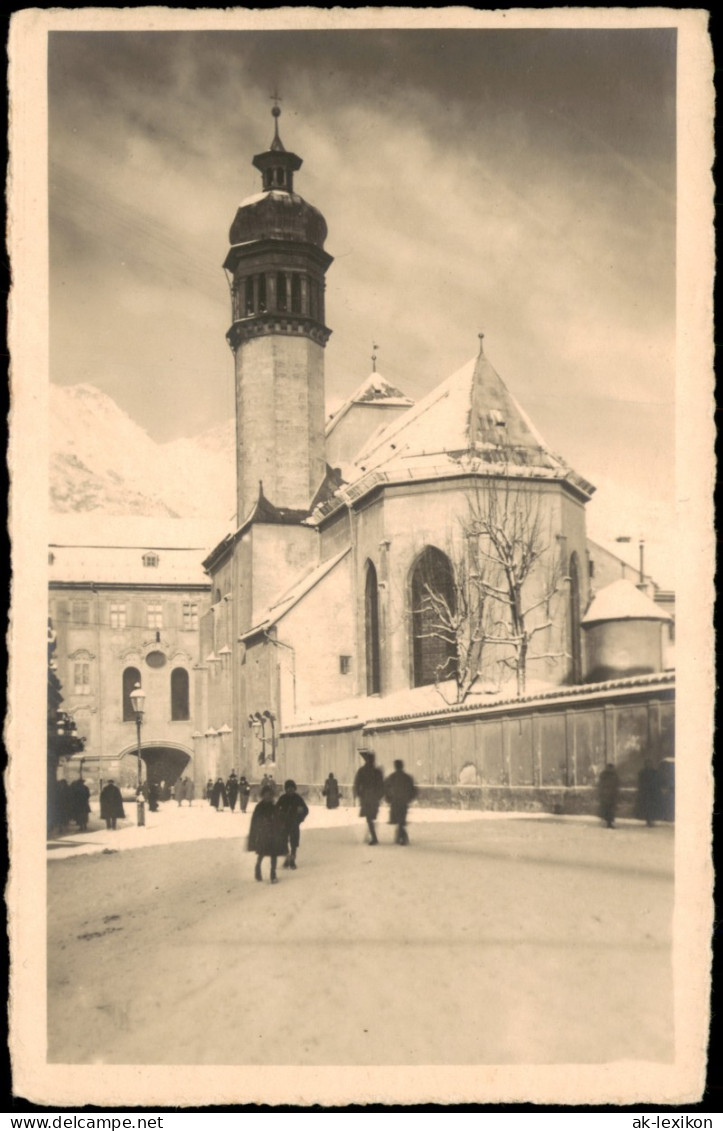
[353,749,385,845]
[69,777,91,832]
[211,777,228,811]
[99,780,125,830]
[276,779,309,869]
[248,785,288,883]
[322,772,341,809]
[238,775,251,813]
[598,763,620,829]
[635,759,662,826]
[226,770,240,812]
[384,760,418,845]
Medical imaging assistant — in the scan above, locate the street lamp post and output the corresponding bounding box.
[129,682,146,827]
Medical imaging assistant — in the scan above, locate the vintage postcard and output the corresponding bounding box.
[7,6,715,1109]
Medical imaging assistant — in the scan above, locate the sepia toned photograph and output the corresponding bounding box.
[7,7,714,1109]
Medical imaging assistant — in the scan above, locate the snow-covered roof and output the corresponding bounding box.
[240,548,350,639]
[281,671,675,735]
[325,371,414,436]
[48,517,215,586]
[582,579,672,625]
[315,350,594,521]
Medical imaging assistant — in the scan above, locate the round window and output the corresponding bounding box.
[145,651,167,669]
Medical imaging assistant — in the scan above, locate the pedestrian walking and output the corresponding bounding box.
[174,777,185,806]
[54,778,72,834]
[227,770,239,812]
[68,777,91,832]
[184,777,195,806]
[99,780,125,830]
[148,780,160,813]
[353,749,384,845]
[322,772,341,809]
[238,775,251,813]
[598,763,620,829]
[211,777,228,811]
[384,759,418,845]
[635,759,661,827]
[276,780,309,869]
[205,778,214,803]
[248,785,287,883]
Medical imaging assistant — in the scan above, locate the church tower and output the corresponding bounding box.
[224,104,333,519]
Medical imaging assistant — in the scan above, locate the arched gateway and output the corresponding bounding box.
[118,741,192,790]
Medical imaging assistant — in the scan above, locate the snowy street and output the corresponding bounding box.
[47,803,674,1066]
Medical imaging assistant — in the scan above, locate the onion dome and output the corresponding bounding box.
[228,105,328,250]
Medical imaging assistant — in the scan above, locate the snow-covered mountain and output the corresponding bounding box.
[50,384,236,521]
[50,383,676,589]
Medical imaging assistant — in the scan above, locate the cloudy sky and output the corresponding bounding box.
[48,23,677,579]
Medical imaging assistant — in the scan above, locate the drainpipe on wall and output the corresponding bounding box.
[264,630,297,719]
[337,488,360,698]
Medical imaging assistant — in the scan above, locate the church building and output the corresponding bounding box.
[201,107,604,778]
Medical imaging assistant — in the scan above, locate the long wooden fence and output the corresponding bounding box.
[278,674,675,814]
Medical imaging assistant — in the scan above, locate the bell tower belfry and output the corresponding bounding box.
[224,104,333,519]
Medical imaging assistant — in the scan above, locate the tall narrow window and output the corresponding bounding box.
[146,603,163,629]
[110,603,127,629]
[277,272,287,312]
[291,274,302,313]
[365,561,381,695]
[122,667,141,721]
[411,547,458,688]
[258,273,267,312]
[171,668,190,721]
[182,602,199,630]
[568,552,582,683]
[245,277,254,315]
[74,662,90,695]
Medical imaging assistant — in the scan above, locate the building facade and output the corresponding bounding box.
[49,519,214,792]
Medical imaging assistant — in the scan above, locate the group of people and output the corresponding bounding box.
[597,757,675,829]
[248,779,309,882]
[204,771,252,813]
[173,776,196,806]
[353,750,418,846]
[51,777,92,834]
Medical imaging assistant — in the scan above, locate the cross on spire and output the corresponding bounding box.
[371,342,379,372]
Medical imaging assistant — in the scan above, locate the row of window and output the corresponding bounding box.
[232,271,324,322]
[122,667,190,721]
[68,601,199,630]
[74,664,191,721]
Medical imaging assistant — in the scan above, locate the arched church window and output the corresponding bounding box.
[122,667,141,722]
[365,561,381,696]
[410,547,458,688]
[245,277,254,316]
[568,552,582,683]
[291,274,302,314]
[258,274,267,312]
[171,668,190,721]
[277,273,288,312]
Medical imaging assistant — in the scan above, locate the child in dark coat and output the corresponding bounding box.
[276,779,309,870]
[248,785,288,883]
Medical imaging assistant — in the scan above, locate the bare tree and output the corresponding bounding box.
[465,477,566,696]
[412,542,487,705]
[411,476,567,703]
